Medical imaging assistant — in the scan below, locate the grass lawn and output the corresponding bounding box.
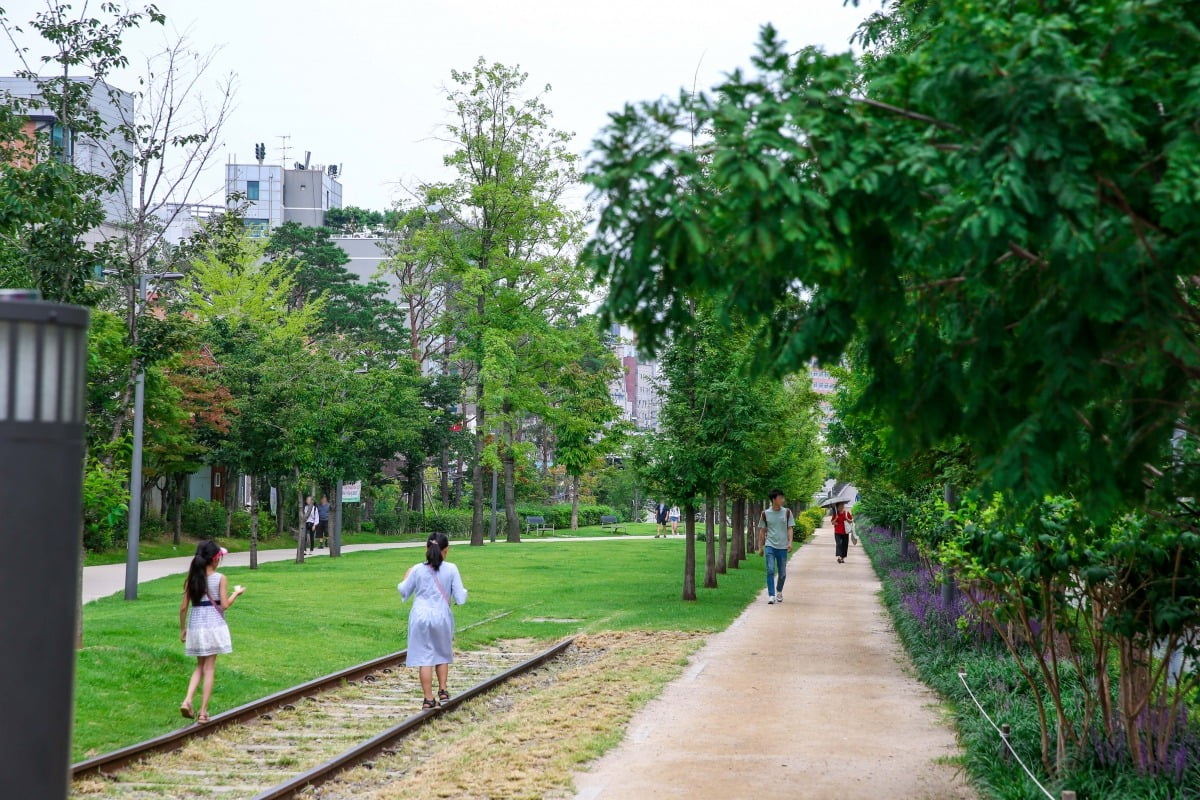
[75,537,769,760]
[80,523,662,567]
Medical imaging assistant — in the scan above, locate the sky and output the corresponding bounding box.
[2,0,878,213]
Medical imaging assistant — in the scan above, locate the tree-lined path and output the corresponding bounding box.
[572,517,978,800]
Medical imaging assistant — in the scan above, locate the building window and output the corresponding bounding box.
[243,218,269,238]
[246,180,260,201]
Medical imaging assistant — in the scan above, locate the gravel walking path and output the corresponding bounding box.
[572,520,979,800]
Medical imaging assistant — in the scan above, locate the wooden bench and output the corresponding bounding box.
[524,516,554,536]
[600,515,626,534]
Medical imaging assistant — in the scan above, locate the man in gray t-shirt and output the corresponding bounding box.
[756,489,794,604]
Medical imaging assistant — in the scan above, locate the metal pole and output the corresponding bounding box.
[124,275,148,601]
[489,465,497,543]
[124,370,145,599]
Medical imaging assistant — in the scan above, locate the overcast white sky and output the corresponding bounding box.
[3,0,878,212]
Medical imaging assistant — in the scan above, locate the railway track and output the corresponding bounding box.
[72,637,573,799]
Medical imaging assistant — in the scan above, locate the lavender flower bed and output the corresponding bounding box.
[862,522,1200,794]
[860,525,990,644]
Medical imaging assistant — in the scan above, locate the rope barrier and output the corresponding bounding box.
[957,670,1057,800]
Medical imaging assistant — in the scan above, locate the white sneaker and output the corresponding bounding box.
[767,595,775,604]
[776,593,783,603]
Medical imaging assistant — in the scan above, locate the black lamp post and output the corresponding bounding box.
[0,289,89,799]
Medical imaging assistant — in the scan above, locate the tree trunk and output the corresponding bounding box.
[294,466,306,564]
[730,497,743,568]
[682,502,697,601]
[249,474,259,569]
[717,484,728,574]
[570,473,580,530]
[440,444,450,507]
[470,379,486,546]
[503,421,520,542]
[704,493,717,589]
[173,473,185,545]
[276,476,285,537]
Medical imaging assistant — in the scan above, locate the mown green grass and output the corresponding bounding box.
[75,537,767,760]
[81,523,660,566]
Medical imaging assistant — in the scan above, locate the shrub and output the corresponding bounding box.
[82,459,129,552]
[514,503,622,529]
[803,506,826,529]
[181,499,225,541]
[794,513,816,542]
[360,520,376,533]
[423,509,473,538]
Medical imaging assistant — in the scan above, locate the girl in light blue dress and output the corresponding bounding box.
[398,533,468,708]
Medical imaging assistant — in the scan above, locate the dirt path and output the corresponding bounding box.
[572,520,979,800]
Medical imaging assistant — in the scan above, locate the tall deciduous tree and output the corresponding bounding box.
[548,320,626,530]
[412,58,586,545]
[588,2,1200,774]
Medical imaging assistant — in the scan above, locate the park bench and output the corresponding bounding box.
[600,514,626,534]
[524,515,554,536]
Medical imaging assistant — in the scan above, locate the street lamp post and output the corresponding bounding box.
[124,272,183,601]
[0,289,89,799]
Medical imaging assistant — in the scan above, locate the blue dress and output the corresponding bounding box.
[398,562,467,666]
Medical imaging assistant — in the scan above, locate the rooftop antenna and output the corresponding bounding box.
[277,134,291,167]
[303,150,311,170]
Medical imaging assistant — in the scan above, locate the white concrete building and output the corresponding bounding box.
[225,155,342,234]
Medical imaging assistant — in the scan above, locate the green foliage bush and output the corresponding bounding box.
[424,509,473,538]
[793,512,816,542]
[181,499,225,540]
[82,459,129,552]
[515,503,622,529]
[179,500,271,540]
[360,520,376,533]
[803,506,826,529]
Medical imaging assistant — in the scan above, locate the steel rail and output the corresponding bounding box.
[70,647,410,780]
[71,609,519,780]
[250,637,575,800]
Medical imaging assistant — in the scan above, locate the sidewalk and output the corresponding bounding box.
[81,535,649,603]
[572,521,978,800]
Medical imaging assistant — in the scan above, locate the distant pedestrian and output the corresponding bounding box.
[303,495,318,553]
[655,501,669,537]
[398,533,468,709]
[832,502,855,563]
[179,540,245,724]
[756,489,794,604]
[316,494,331,548]
[668,504,681,536]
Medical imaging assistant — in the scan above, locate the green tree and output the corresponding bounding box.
[412,58,587,545]
[0,2,163,303]
[548,320,626,529]
[587,4,1200,775]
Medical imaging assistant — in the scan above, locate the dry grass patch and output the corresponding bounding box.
[312,630,705,800]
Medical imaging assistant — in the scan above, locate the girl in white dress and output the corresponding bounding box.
[179,541,245,723]
[398,533,468,708]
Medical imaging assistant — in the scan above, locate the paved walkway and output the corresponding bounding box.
[572,520,978,800]
[82,535,647,603]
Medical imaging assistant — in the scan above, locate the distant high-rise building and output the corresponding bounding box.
[606,323,666,432]
[808,362,838,429]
